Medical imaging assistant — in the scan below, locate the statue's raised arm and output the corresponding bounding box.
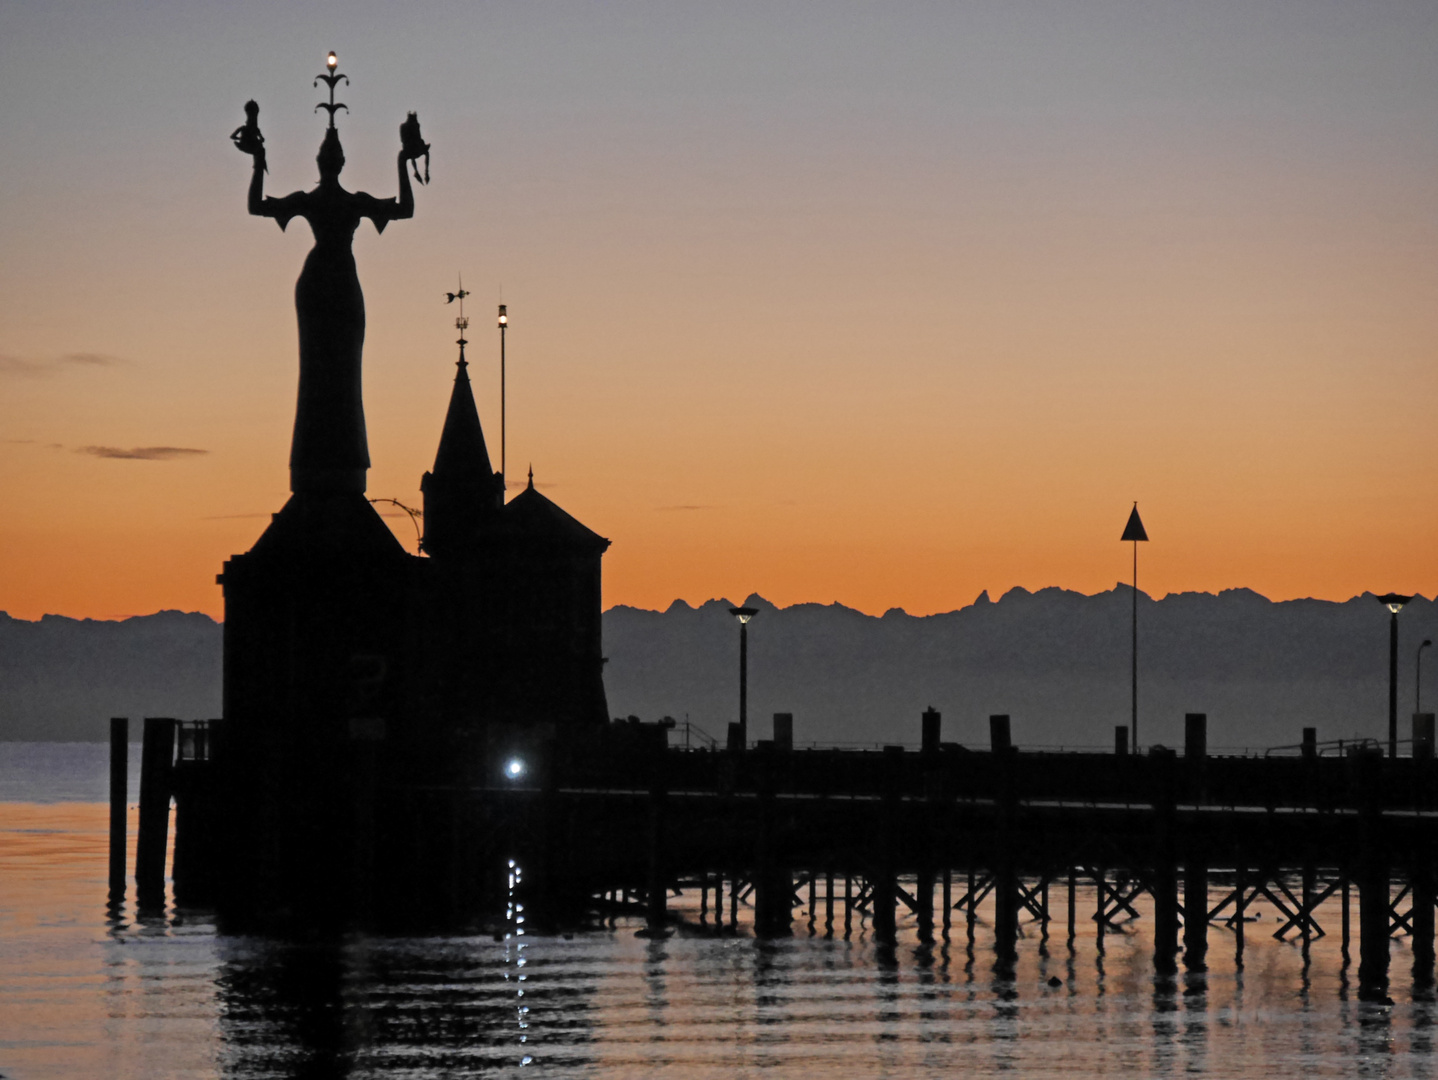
[354,113,429,234]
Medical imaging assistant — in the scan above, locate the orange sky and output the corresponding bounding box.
[2,3,1435,621]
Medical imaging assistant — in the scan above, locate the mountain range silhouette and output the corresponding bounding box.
[3,586,1434,750]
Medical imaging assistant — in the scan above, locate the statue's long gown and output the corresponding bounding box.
[263,185,400,493]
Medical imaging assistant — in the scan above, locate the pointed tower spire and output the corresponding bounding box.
[420,281,505,556]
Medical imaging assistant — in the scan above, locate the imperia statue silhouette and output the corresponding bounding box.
[232,56,429,495]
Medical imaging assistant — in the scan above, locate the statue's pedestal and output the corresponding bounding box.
[214,493,416,927]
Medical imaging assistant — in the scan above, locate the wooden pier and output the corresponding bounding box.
[114,709,1438,996]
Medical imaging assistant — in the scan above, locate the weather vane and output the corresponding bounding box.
[314,51,348,128]
[445,277,471,358]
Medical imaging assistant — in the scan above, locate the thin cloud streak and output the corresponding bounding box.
[0,352,127,377]
[78,446,207,461]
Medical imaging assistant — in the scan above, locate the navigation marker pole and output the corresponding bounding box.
[1121,503,1149,751]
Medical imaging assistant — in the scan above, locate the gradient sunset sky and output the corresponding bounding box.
[2,1,1435,621]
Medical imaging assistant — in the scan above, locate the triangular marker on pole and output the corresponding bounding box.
[1121,504,1148,543]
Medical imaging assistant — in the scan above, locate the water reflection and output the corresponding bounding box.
[16,805,1438,1078]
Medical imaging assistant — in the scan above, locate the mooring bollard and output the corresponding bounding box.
[922,707,941,755]
[1185,712,1207,803]
[772,713,793,753]
[1415,713,1436,761]
[989,715,1012,754]
[108,718,128,904]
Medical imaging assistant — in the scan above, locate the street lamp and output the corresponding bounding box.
[1377,593,1412,758]
[729,606,758,749]
[498,304,508,490]
[1419,639,1433,715]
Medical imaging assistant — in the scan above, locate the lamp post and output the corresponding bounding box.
[1419,639,1433,715]
[729,606,758,749]
[1377,593,1412,758]
[498,304,508,490]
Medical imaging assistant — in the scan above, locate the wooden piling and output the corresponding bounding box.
[1153,749,1180,972]
[1412,857,1434,986]
[871,749,901,944]
[966,866,976,941]
[1355,749,1390,990]
[135,717,175,912]
[1341,874,1350,958]
[825,869,835,935]
[942,867,952,939]
[752,758,792,937]
[1301,859,1316,942]
[1184,853,1208,971]
[1067,867,1076,942]
[992,726,1018,961]
[1234,856,1246,963]
[917,865,935,943]
[108,718,127,904]
[844,872,853,937]
[1095,865,1106,950]
[644,785,667,933]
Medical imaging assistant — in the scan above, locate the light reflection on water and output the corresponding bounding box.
[2,801,1436,1078]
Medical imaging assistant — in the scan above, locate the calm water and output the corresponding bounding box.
[1,743,1435,1078]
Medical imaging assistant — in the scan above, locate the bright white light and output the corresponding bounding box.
[506,758,526,779]
[327,51,338,69]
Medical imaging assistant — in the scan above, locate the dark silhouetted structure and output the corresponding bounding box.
[210,63,608,928]
[123,64,1438,1007]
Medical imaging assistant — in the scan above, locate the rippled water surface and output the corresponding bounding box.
[3,747,1438,1078]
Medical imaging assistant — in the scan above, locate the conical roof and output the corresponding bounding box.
[431,356,496,481]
